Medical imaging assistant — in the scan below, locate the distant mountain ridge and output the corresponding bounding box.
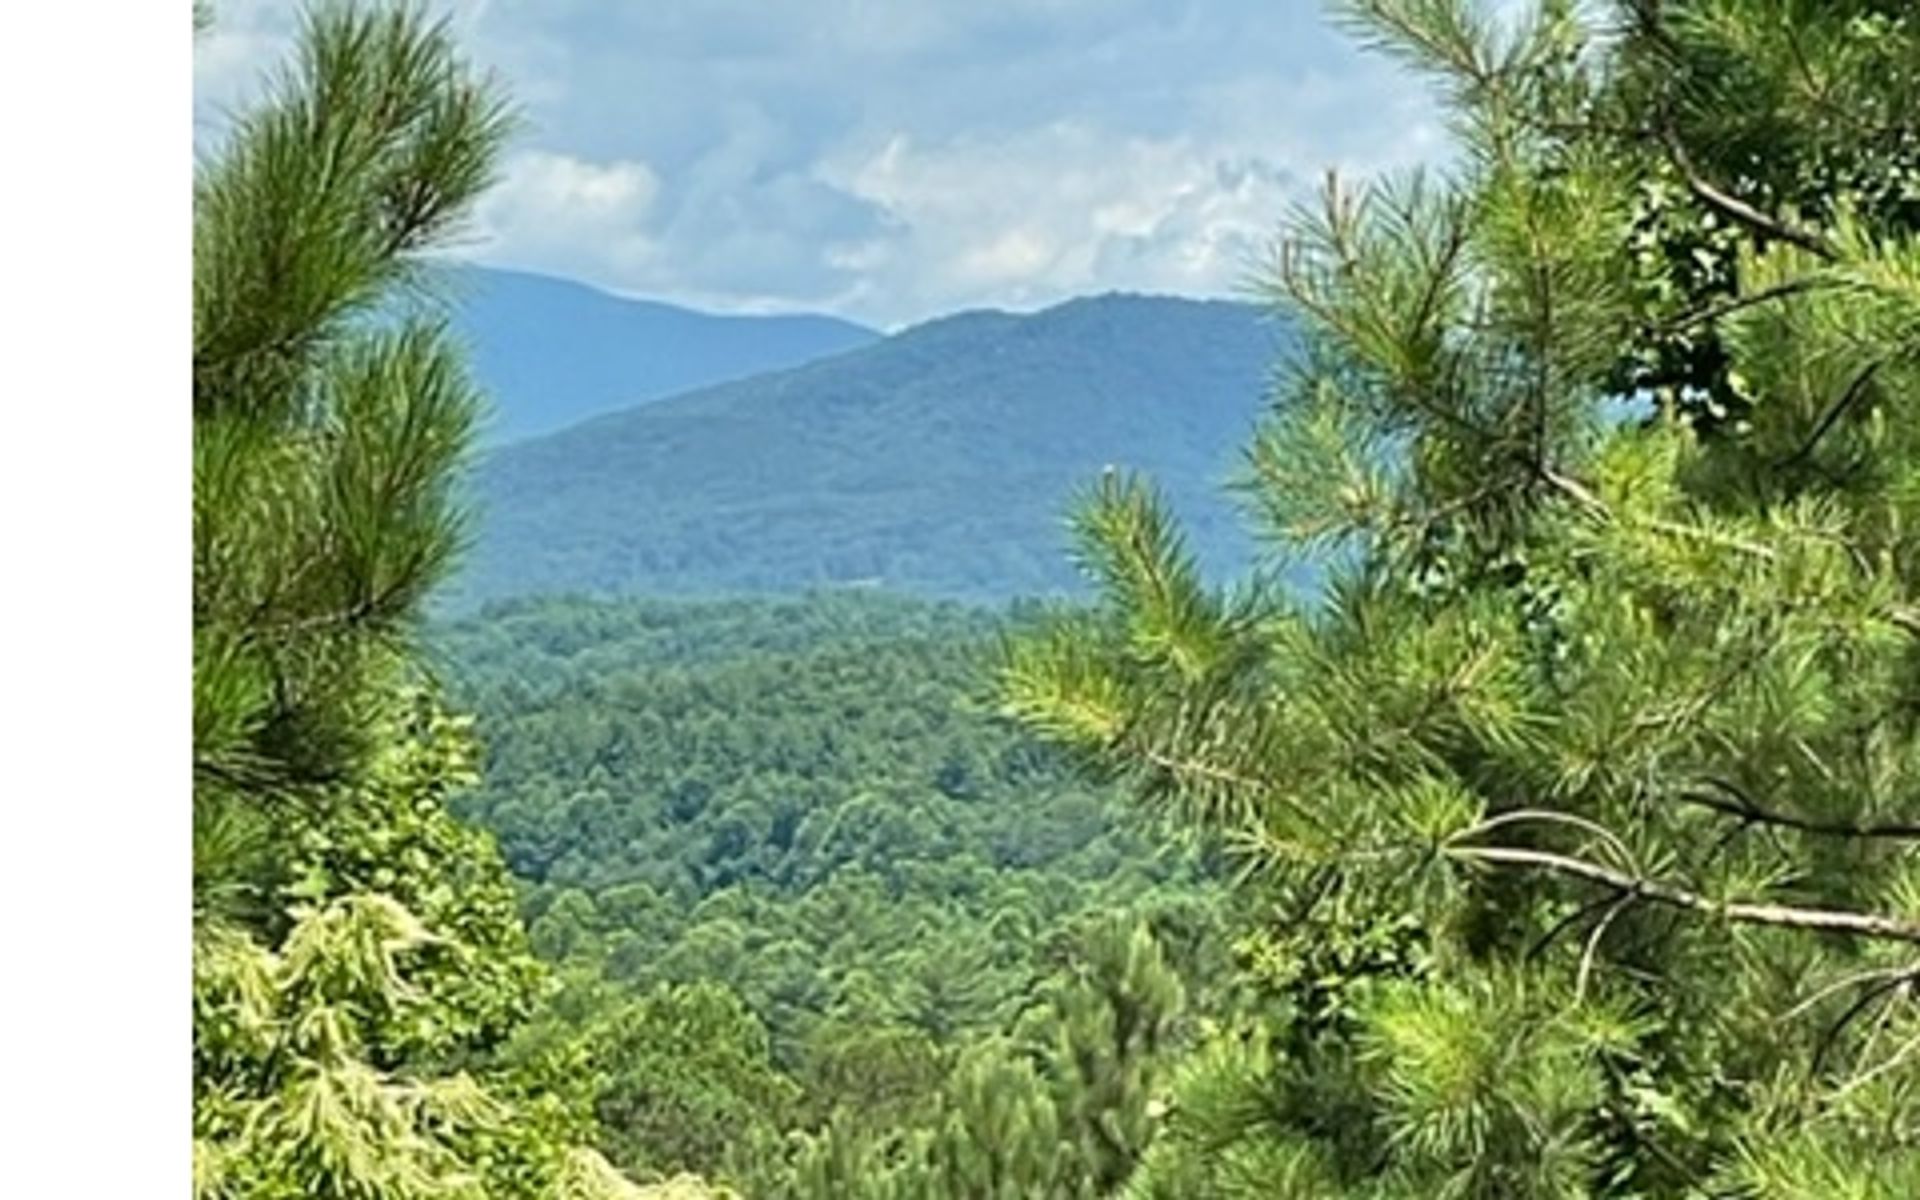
[442,265,879,443]
[448,291,1295,607]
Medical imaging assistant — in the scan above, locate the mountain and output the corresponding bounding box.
[450,292,1296,607]
[442,266,880,443]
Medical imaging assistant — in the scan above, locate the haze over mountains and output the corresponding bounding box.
[447,266,880,443]
[446,273,1295,608]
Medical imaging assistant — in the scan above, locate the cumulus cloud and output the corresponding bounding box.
[473,152,661,277]
[815,126,1305,318]
[195,0,1451,326]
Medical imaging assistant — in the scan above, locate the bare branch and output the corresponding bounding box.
[1776,361,1885,471]
[1662,128,1836,260]
[1447,844,1920,943]
[1678,778,1920,842]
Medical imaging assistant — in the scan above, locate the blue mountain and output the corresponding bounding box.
[440,266,879,443]
[449,292,1298,607]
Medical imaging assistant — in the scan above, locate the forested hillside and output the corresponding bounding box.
[430,594,1230,1190]
[450,294,1294,607]
[191,2,1920,1198]
[443,266,878,445]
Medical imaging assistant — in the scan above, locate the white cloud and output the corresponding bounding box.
[811,125,1310,321]
[472,151,661,277]
[192,0,297,139]
[196,0,1458,326]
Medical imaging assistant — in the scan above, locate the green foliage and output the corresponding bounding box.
[193,0,509,861]
[432,593,1214,1059]
[550,976,798,1183]
[777,915,1188,1200]
[1002,1,1920,1195]
[428,593,1229,1188]
[194,891,607,1200]
[196,4,1920,1197]
[1026,919,1187,1193]
[1605,0,1920,433]
[273,693,547,1061]
[190,711,630,1197]
[191,6,674,1196]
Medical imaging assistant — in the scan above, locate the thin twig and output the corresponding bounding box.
[1528,894,1622,962]
[1658,278,1821,333]
[1457,808,1641,874]
[1577,895,1634,1002]
[1448,843,1920,943]
[1678,777,1920,842]
[1833,1027,1920,1098]
[1811,973,1908,1078]
[1782,962,1920,1024]
[1776,361,1885,470]
[1663,128,1835,261]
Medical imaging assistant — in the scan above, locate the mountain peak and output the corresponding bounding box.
[450,291,1299,608]
[443,265,880,444]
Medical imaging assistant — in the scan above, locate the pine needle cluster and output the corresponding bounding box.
[192,6,672,1196]
[1001,2,1920,1194]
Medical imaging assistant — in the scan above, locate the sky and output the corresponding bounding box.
[194,1,1450,329]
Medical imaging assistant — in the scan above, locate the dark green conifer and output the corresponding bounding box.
[1003,2,1920,1194]
[192,6,654,1195]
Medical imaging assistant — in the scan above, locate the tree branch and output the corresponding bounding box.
[1136,747,1328,834]
[1658,278,1821,333]
[1776,360,1884,470]
[1447,843,1920,943]
[1540,464,1779,561]
[1678,778,1920,842]
[1813,968,1920,1078]
[1662,128,1835,260]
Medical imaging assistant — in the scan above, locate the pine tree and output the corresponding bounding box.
[192,5,655,1195]
[193,0,505,890]
[776,916,1184,1199]
[1002,1,1920,1194]
[1026,917,1186,1195]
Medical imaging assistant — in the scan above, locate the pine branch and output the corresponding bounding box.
[1775,361,1884,470]
[1678,778,1920,842]
[1812,967,1920,1078]
[1540,464,1780,560]
[1662,127,1836,261]
[1135,747,1329,835]
[1447,844,1920,943]
[1784,962,1920,1024]
[1658,278,1821,333]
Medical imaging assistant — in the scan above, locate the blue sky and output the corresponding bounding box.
[195,1,1448,328]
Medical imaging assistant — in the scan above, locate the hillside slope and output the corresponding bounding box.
[454,292,1292,605]
[443,266,879,443]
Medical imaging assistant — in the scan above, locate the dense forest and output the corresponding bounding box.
[192,1,1920,1198]
[429,594,1231,1190]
